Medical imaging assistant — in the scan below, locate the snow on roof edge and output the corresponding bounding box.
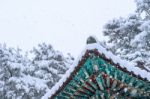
[87,43,150,81]
[42,42,150,99]
[41,44,87,99]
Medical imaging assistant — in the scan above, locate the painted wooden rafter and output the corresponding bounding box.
[50,49,150,99]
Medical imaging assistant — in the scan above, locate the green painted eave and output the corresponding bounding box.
[53,52,150,99]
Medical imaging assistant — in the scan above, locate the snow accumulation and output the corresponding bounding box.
[42,38,150,99]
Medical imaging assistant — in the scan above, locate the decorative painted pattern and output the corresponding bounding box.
[51,50,150,99]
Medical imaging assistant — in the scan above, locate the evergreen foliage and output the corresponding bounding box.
[0,43,74,99]
[103,0,150,69]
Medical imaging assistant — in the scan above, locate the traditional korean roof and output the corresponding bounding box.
[42,36,150,99]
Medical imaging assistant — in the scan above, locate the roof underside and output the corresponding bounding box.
[50,49,150,99]
[42,43,150,99]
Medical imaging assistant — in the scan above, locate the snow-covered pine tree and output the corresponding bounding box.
[0,43,74,99]
[0,44,29,99]
[103,0,150,70]
[136,0,150,19]
[31,43,74,89]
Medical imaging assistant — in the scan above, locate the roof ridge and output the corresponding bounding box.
[42,40,150,99]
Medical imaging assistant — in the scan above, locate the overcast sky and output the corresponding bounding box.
[0,0,136,58]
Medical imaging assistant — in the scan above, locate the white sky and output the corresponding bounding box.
[0,0,136,58]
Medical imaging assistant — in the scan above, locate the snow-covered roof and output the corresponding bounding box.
[42,36,150,99]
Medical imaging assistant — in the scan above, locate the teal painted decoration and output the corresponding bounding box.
[51,50,150,99]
